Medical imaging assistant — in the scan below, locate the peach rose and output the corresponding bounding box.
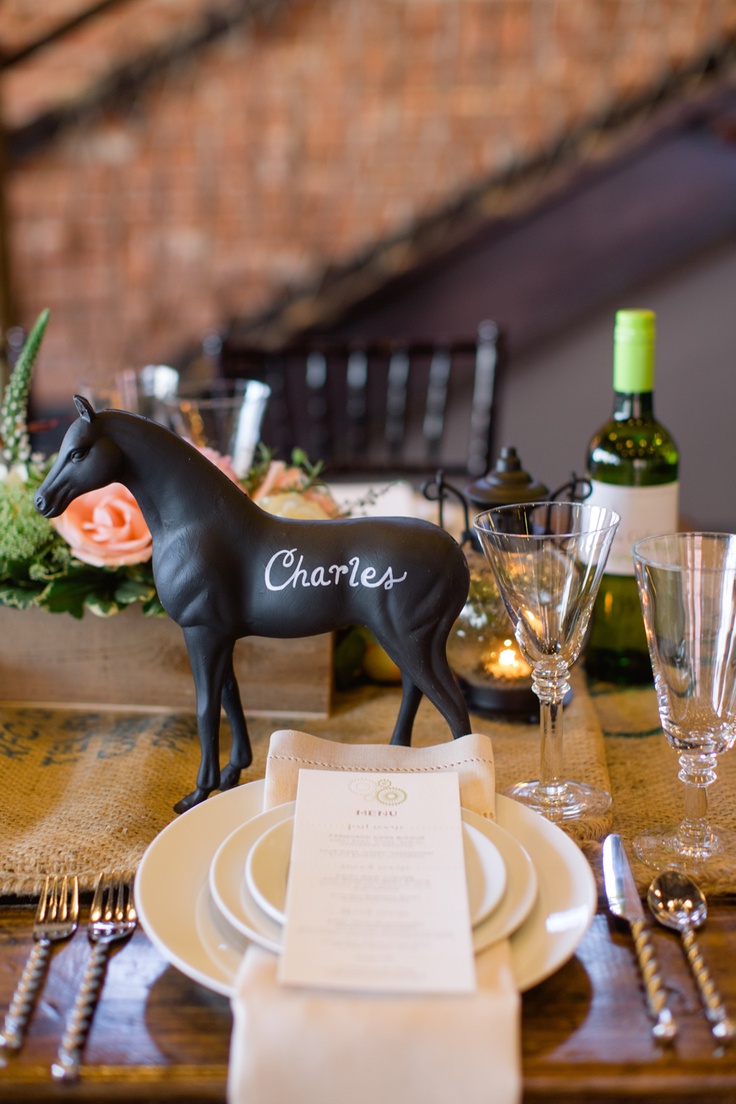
[196,446,241,485]
[252,461,341,519]
[51,484,152,567]
[252,460,297,500]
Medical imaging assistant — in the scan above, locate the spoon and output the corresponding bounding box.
[647,870,736,1041]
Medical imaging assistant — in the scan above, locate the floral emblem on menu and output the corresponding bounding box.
[348,776,407,805]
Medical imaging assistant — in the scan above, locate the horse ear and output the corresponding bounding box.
[73,394,96,422]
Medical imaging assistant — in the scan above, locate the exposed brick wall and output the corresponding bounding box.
[3,0,736,410]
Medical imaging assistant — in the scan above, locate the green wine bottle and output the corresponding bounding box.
[584,309,679,684]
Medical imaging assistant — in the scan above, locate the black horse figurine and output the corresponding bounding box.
[35,396,472,813]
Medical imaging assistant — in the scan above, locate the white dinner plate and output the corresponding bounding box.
[211,804,533,954]
[135,780,596,995]
[243,813,508,928]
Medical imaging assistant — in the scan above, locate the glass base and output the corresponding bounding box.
[505,779,612,822]
[633,823,736,878]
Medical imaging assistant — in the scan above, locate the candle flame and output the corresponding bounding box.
[483,638,532,682]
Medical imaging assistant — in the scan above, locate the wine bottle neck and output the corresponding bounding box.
[612,309,655,392]
[612,391,654,419]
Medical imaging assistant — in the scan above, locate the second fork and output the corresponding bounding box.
[51,870,137,1082]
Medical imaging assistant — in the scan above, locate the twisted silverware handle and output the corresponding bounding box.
[681,929,736,1041]
[1,940,51,1051]
[630,917,678,1042]
[51,940,111,1082]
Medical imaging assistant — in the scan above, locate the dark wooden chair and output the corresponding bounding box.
[216,321,503,480]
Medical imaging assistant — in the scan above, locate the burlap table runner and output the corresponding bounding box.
[0,667,609,898]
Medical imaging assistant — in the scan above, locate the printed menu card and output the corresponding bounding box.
[278,768,476,994]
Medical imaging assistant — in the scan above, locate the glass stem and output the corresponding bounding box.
[532,659,571,804]
[676,751,717,855]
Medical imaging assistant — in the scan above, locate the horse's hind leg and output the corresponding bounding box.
[390,674,423,746]
[423,633,471,740]
[219,657,252,791]
[387,633,470,744]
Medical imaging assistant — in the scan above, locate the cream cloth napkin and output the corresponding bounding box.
[228,731,521,1104]
[262,728,497,817]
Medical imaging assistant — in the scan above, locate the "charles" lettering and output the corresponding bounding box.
[264,548,408,592]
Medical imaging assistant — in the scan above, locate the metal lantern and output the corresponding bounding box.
[444,447,548,720]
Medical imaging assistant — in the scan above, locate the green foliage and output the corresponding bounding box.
[0,465,69,602]
[240,443,327,495]
[240,442,275,495]
[39,566,162,620]
[0,309,50,467]
[288,447,325,487]
[0,477,59,566]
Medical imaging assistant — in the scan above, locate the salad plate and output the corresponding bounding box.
[243,813,508,927]
[210,803,534,954]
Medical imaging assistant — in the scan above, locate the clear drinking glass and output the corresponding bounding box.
[165,378,271,478]
[474,501,619,821]
[632,532,736,875]
[77,365,179,420]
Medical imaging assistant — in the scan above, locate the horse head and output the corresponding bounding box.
[35,395,126,518]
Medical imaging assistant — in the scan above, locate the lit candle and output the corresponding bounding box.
[482,638,532,683]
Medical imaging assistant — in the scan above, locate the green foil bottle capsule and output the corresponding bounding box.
[584,309,679,684]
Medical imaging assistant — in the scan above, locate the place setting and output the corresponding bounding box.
[134,723,598,1104]
[135,742,597,999]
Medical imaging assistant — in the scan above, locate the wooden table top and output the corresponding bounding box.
[2,887,736,1101]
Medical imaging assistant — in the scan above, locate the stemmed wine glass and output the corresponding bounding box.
[165,378,271,478]
[632,532,736,876]
[474,501,619,821]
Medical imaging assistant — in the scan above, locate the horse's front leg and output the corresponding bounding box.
[174,626,232,814]
[219,656,252,792]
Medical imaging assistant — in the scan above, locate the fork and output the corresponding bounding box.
[0,874,79,1054]
[51,871,137,1082]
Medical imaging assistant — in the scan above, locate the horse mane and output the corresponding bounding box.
[100,407,261,520]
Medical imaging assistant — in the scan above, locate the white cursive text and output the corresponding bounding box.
[264,548,408,592]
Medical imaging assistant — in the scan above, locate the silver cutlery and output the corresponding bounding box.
[0,874,79,1054]
[602,834,677,1042]
[51,870,137,1082]
[648,869,736,1042]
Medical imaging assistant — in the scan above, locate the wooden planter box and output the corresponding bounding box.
[0,605,333,717]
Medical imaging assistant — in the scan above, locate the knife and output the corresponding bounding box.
[602,834,678,1042]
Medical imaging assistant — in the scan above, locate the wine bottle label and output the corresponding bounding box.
[587,480,679,576]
